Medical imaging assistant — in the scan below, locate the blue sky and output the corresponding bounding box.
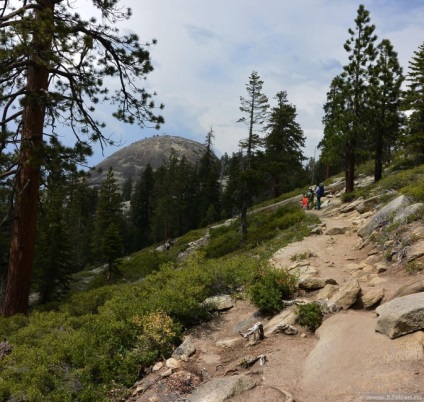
[81,0,424,165]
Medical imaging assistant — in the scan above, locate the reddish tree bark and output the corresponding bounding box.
[2,1,54,316]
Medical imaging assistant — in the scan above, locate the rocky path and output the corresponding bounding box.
[132,200,424,402]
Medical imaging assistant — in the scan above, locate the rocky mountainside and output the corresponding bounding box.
[127,175,424,402]
[88,135,212,187]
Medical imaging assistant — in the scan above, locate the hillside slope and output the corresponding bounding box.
[127,178,424,402]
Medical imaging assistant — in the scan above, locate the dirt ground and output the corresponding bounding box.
[132,203,424,402]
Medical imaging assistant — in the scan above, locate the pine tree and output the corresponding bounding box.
[369,39,404,181]
[101,223,123,280]
[221,152,243,219]
[33,184,74,304]
[320,75,353,178]
[0,1,163,316]
[341,4,378,192]
[93,168,123,277]
[198,128,221,225]
[130,164,154,251]
[238,71,269,237]
[403,42,424,163]
[263,91,306,197]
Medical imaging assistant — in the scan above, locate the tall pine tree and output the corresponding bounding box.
[130,164,155,251]
[341,4,378,192]
[198,128,221,226]
[0,0,163,316]
[369,39,404,181]
[403,42,424,163]
[93,168,123,278]
[238,71,269,237]
[263,91,306,197]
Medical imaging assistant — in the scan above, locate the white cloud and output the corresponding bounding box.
[74,0,424,164]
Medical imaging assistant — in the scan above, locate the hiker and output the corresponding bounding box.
[315,182,324,210]
[302,194,308,210]
[307,188,314,210]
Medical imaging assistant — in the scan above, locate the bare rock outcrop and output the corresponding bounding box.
[375,292,424,339]
[358,195,412,238]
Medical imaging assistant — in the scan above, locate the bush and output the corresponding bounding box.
[296,302,323,332]
[204,230,243,258]
[248,264,297,315]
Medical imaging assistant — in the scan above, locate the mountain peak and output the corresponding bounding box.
[88,135,210,187]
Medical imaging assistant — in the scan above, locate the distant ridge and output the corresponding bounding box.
[88,135,210,187]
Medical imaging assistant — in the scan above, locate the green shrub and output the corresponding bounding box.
[402,181,424,203]
[60,285,118,316]
[204,230,243,258]
[405,260,424,274]
[340,187,369,203]
[248,264,297,315]
[296,302,323,332]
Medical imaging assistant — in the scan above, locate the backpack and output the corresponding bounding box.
[318,184,325,196]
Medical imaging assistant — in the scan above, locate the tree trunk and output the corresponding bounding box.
[2,1,54,316]
[374,130,383,183]
[345,147,355,194]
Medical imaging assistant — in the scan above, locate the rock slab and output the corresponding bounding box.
[188,375,257,402]
[375,292,424,339]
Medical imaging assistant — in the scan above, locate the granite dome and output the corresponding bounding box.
[88,135,211,187]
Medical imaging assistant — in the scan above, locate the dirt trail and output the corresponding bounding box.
[135,203,424,401]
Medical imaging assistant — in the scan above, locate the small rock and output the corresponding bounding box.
[301,333,307,338]
[326,227,351,236]
[361,288,385,309]
[161,368,173,378]
[375,263,387,274]
[152,361,163,371]
[329,278,361,310]
[317,284,339,300]
[166,358,180,369]
[172,337,196,359]
[204,294,233,311]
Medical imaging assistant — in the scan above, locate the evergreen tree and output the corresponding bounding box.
[93,168,123,277]
[174,155,199,234]
[369,39,404,181]
[33,184,74,304]
[152,156,179,242]
[403,42,424,163]
[198,128,221,225]
[263,91,306,197]
[101,223,123,280]
[238,71,269,237]
[66,179,98,270]
[320,75,353,178]
[341,4,378,192]
[32,142,94,303]
[0,0,163,316]
[221,152,243,219]
[130,164,154,251]
[320,6,378,192]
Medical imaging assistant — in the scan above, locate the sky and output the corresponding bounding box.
[80,0,424,166]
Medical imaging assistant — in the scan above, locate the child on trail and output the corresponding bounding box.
[302,194,308,210]
[307,188,314,210]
